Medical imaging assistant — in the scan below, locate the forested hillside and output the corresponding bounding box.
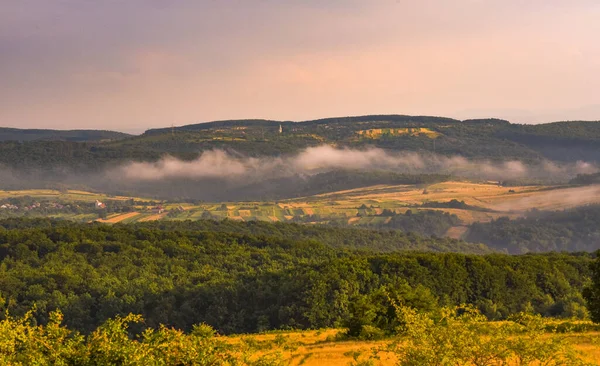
[110,116,600,162]
[0,219,591,335]
[466,205,600,253]
[0,127,130,142]
[135,214,475,252]
[1,116,600,173]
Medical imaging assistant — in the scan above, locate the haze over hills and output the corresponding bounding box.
[4,115,600,164]
[0,115,599,201]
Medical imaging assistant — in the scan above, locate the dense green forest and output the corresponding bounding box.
[466,205,600,254]
[163,205,600,255]
[0,219,592,336]
[0,216,491,253]
[138,214,474,252]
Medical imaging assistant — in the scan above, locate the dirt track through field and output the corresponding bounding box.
[138,213,167,222]
[97,212,140,223]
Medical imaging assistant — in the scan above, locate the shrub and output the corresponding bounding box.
[386,305,591,366]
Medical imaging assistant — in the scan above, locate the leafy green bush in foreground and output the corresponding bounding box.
[0,309,282,366]
[385,305,593,366]
[3,306,596,366]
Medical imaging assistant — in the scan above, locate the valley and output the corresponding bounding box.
[3,181,599,241]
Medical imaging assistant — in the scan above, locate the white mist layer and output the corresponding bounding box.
[490,185,600,212]
[118,145,599,182]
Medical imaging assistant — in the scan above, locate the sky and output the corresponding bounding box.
[1,1,599,132]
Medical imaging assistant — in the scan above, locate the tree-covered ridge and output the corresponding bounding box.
[0,217,491,254]
[134,215,475,252]
[466,205,600,254]
[0,219,592,335]
[1,115,600,172]
[120,115,600,163]
[0,127,131,142]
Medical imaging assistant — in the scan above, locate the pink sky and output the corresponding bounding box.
[1,1,599,132]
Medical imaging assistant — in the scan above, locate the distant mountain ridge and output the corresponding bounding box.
[0,127,131,142]
[144,115,600,135]
[143,115,472,134]
[0,115,599,174]
[138,114,600,162]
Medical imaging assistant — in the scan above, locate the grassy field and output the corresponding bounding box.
[228,329,392,366]
[0,189,147,202]
[157,181,600,239]
[2,183,600,239]
[227,327,600,365]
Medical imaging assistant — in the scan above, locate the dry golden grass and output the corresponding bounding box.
[486,185,600,212]
[0,189,150,202]
[96,212,140,224]
[238,210,252,217]
[347,217,361,224]
[138,213,167,222]
[226,329,600,365]
[302,208,315,215]
[0,189,60,198]
[444,225,469,239]
[293,181,600,224]
[227,329,392,366]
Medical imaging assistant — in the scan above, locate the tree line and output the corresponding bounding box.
[466,205,600,253]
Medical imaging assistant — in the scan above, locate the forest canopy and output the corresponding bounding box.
[0,219,592,335]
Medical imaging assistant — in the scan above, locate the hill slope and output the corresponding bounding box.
[0,127,131,142]
[0,115,598,200]
[1,116,599,172]
[139,115,600,162]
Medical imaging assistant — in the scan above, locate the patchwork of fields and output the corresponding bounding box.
[2,182,600,240]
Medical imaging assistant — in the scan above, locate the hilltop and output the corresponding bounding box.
[0,127,131,142]
[0,115,598,201]
[1,115,600,172]
[139,115,600,162]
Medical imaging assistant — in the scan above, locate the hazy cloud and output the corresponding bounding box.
[118,145,599,182]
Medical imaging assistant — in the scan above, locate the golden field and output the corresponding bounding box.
[227,328,600,365]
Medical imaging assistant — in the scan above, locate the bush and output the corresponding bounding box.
[0,310,284,366]
[385,305,591,366]
[358,325,386,340]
